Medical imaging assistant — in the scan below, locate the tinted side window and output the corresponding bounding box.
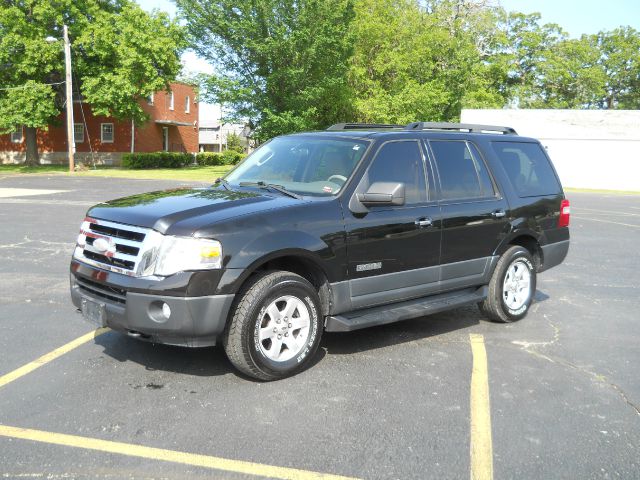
[468,143,496,197]
[366,141,427,205]
[430,141,492,200]
[492,142,561,197]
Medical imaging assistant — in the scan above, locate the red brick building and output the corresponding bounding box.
[0,82,198,165]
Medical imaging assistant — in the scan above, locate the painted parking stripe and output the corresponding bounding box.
[0,188,69,198]
[469,334,493,480]
[0,328,109,389]
[570,215,640,229]
[0,424,358,480]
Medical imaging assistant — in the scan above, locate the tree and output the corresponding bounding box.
[226,132,244,153]
[176,0,356,141]
[535,36,606,109]
[348,0,508,124]
[596,27,640,109]
[494,11,567,107]
[0,0,185,165]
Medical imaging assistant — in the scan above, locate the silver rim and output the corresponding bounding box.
[257,295,311,362]
[502,260,532,311]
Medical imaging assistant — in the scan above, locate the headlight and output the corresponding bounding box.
[154,236,223,276]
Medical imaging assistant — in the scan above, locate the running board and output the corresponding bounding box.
[325,286,487,332]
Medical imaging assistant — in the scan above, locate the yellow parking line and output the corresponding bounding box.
[0,424,358,480]
[469,334,493,480]
[0,328,109,389]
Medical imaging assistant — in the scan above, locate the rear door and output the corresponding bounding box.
[344,139,442,310]
[427,139,509,291]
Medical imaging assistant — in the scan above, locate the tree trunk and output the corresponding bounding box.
[24,127,40,166]
[606,95,615,109]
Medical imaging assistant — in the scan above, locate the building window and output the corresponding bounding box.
[101,123,114,143]
[147,93,154,105]
[74,124,85,143]
[185,95,190,114]
[169,91,174,110]
[11,127,23,143]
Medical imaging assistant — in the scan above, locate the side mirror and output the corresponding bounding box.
[356,182,405,206]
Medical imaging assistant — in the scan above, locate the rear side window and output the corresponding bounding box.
[492,142,561,197]
[429,140,495,200]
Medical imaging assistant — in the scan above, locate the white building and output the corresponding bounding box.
[198,103,252,153]
[461,109,640,191]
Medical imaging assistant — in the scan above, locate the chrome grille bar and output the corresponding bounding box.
[73,217,159,277]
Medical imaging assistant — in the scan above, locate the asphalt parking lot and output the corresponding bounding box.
[1,174,638,479]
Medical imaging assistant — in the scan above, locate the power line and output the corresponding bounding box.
[0,81,65,92]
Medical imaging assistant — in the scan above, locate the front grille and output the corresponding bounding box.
[74,218,156,276]
[90,223,146,242]
[76,277,127,304]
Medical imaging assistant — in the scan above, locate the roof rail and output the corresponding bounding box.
[327,123,404,131]
[404,122,517,135]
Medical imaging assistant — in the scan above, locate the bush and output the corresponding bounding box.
[195,152,224,166]
[122,152,194,169]
[221,149,246,165]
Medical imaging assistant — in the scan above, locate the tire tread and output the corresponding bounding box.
[222,271,317,381]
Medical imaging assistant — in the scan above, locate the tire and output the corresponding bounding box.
[478,246,537,323]
[222,271,323,381]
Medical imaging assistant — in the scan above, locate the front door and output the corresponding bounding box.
[344,139,442,310]
[427,139,509,291]
[162,127,169,151]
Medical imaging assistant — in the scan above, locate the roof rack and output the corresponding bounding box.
[404,122,517,135]
[326,123,404,131]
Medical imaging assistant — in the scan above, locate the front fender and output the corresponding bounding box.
[226,230,331,270]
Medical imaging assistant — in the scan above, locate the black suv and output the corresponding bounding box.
[70,122,570,380]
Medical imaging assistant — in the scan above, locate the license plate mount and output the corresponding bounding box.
[81,297,107,327]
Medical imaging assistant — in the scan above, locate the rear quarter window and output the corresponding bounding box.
[491,142,561,197]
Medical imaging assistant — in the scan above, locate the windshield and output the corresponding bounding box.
[224,136,370,196]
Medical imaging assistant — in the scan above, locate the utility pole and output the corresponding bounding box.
[63,25,75,172]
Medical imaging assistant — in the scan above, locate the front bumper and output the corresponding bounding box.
[70,269,235,347]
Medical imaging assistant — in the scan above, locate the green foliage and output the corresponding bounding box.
[176,0,356,141]
[221,150,246,165]
[122,152,194,169]
[226,132,245,153]
[596,27,640,109]
[534,36,607,109]
[195,152,224,166]
[0,0,186,162]
[195,151,245,166]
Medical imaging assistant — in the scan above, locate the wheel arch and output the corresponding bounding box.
[495,231,544,271]
[234,250,332,317]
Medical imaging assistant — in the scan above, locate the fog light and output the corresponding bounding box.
[162,302,171,319]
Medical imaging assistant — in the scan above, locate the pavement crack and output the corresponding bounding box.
[512,317,640,417]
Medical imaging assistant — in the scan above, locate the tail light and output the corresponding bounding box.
[558,199,570,227]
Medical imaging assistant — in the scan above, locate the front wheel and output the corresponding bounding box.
[222,271,323,380]
[479,246,536,323]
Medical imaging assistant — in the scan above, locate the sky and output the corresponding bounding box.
[498,0,640,37]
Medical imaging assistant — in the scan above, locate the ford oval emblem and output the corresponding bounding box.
[93,237,114,254]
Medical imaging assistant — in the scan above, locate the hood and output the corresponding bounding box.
[87,187,303,235]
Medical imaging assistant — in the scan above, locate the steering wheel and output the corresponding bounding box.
[327,175,347,186]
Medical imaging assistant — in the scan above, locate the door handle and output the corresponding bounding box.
[415,217,433,227]
[491,210,506,218]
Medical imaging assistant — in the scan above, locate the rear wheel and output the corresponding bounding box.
[222,271,323,380]
[479,246,536,323]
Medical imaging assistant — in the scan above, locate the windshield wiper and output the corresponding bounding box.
[215,178,231,190]
[239,181,302,199]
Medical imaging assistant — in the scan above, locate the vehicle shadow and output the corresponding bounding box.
[322,289,550,355]
[94,290,549,376]
[321,304,482,355]
[94,332,234,377]
[94,328,328,381]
